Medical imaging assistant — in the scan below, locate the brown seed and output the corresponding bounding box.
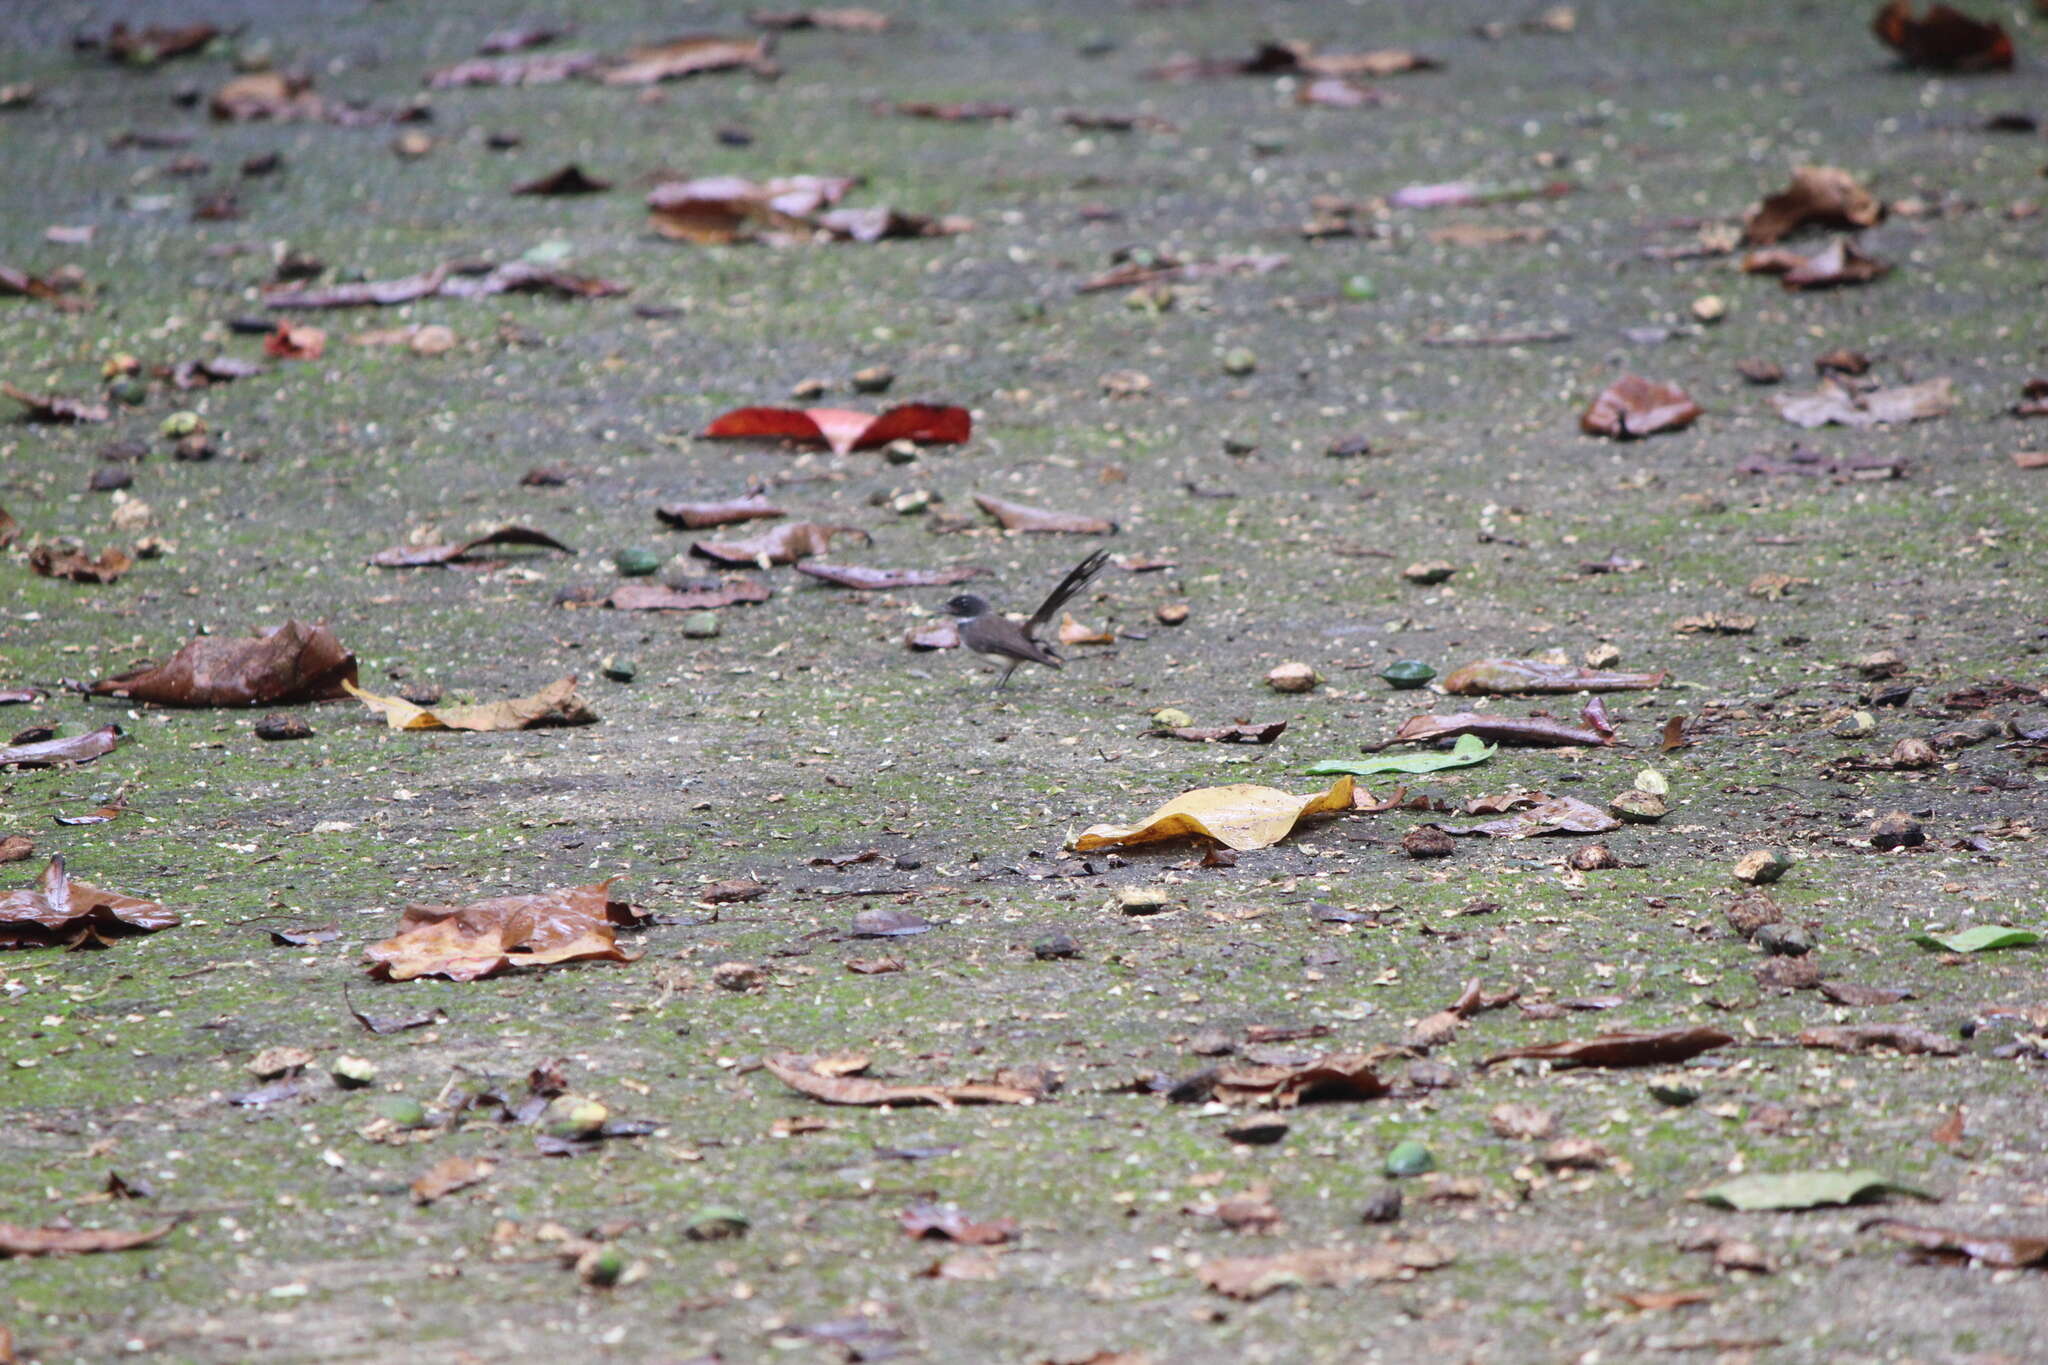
[1402,826,1455,860]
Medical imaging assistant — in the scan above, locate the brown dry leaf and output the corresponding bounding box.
[1212,1052,1387,1109]
[974,495,1117,535]
[646,174,857,244]
[0,506,17,548]
[1773,376,1953,428]
[0,836,33,863]
[1196,1240,1453,1300]
[1057,614,1114,647]
[512,164,610,196]
[0,1220,176,1257]
[27,543,132,584]
[266,262,624,309]
[1487,1103,1556,1140]
[1797,1024,1960,1057]
[1743,167,1884,245]
[1482,1026,1733,1070]
[764,1052,1041,1107]
[1671,613,1758,635]
[0,856,179,949]
[845,956,904,974]
[888,100,1015,122]
[602,33,776,85]
[411,1156,495,1205]
[3,382,109,424]
[1427,223,1548,247]
[1930,1107,1966,1147]
[364,877,642,982]
[367,525,574,568]
[1150,721,1287,745]
[691,521,870,567]
[700,403,971,455]
[795,562,982,590]
[0,725,124,770]
[91,621,357,706]
[1819,981,1915,1007]
[900,1202,1016,1245]
[602,578,772,611]
[1151,40,1438,82]
[344,676,595,732]
[752,8,892,32]
[425,52,602,88]
[2013,451,2048,470]
[1863,1220,2048,1268]
[1581,375,1703,439]
[98,21,218,63]
[1073,776,1355,853]
[1743,237,1892,290]
[656,494,785,530]
[1395,699,1615,748]
[1872,2,2014,71]
[263,322,326,359]
[1075,252,1288,294]
[210,71,324,122]
[1618,1289,1715,1312]
[1436,795,1620,839]
[1443,659,1666,695]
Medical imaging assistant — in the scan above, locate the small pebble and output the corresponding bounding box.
[254,713,313,741]
[1359,1188,1403,1223]
[1031,931,1079,960]
[1402,826,1455,860]
[1755,922,1815,957]
[1733,848,1793,885]
[1402,560,1456,585]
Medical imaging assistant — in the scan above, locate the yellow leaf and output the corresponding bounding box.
[1072,776,1355,852]
[344,677,595,731]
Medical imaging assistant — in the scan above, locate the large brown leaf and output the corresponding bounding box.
[655,494,785,530]
[1743,166,1884,245]
[1196,1241,1453,1300]
[3,382,109,424]
[1482,1026,1733,1070]
[1581,375,1702,439]
[344,676,596,731]
[1443,660,1667,695]
[974,495,1117,535]
[1797,1024,1959,1056]
[0,1220,176,1256]
[364,877,642,982]
[1212,1053,1388,1109]
[1435,795,1621,839]
[603,578,772,611]
[1394,700,1615,748]
[1872,1,2013,70]
[411,1156,495,1205]
[647,174,857,244]
[1743,238,1892,290]
[1773,377,1952,429]
[764,1052,1042,1107]
[0,725,124,770]
[1863,1220,2048,1268]
[600,33,776,85]
[367,525,575,568]
[700,404,971,455]
[0,856,179,949]
[90,621,357,706]
[691,522,870,567]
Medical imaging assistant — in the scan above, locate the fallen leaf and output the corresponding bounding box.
[1195,1241,1453,1299]
[691,521,870,567]
[2013,451,2048,470]
[1773,376,1954,431]
[849,907,931,938]
[1394,701,1614,748]
[900,1202,1016,1244]
[845,956,903,974]
[425,52,602,88]
[0,1221,175,1257]
[1930,1108,1967,1147]
[1819,981,1915,1006]
[1426,223,1548,247]
[364,877,642,982]
[700,403,971,455]
[1797,1024,1960,1056]
[0,725,124,771]
[1872,1,2013,71]
[90,621,358,706]
[1862,1220,2048,1268]
[269,925,340,946]
[1151,40,1439,81]
[512,164,610,196]
[1694,1170,1931,1212]
[1443,660,1667,695]
[1075,252,1287,294]
[1306,733,1494,776]
[3,382,108,424]
[1435,795,1620,839]
[1152,721,1288,745]
[345,677,595,732]
[655,494,785,530]
[98,21,218,64]
[752,9,892,32]
[265,262,625,308]
[600,33,776,85]
[795,562,982,590]
[1057,613,1114,646]
[1482,1027,1733,1070]
[0,856,178,949]
[764,1052,1040,1107]
[888,100,1014,122]
[1209,1053,1388,1109]
[368,525,574,568]
[1743,237,1892,290]
[1619,1289,1715,1312]
[0,836,34,863]
[646,173,857,244]
[1743,167,1884,244]
[27,542,133,584]
[411,1156,495,1205]
[1072,776,1355,853]
[1912,926,2039,953]
[1671,614,1758,635]
[1391,179,1572,209]
[973,495,1117,535]
[602,577,772,611]
[1581,375,1702,439]
[263,322,326,359]
[209,71,324,121]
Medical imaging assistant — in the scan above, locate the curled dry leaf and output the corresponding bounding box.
[602,577,772,611]
[1743,237,1892,290]
[3,382,109,424]
[1150,40,1438,82]
[646,173,855,243]
[1872,1,2013,71]
[209,71,324,122]
[795,562,982,590]
[1072,776,1355,853]
[0,725,124,770]
[512,164,610,196]
[263,322,326,359]
[0,1220,176,1257]
[28,543,133,584]
[411,1156,495,1205]
[1151,721,1287,745]
[1395,699,1615,748]
[1196,1241,1453,1300]
[0,856,178,949]
[900,1202,1016,1245]
[364,877,643,982]
[90,621,357,706]
[1671,613,1758,635]
[1862,1220,2048,1268]
[1444,659,1667,695]
[1075,252,1287,294]
[1743,166,1884,245]
[344,676,596,732]
[701,403,971,456]
[1482,1026,1733,1070]
[426,52,602,88]
[764,1052,1042,1107]
[1773,376,1953,429]
[1434,795,1621,839]
[600,33,777,85]
[656,494,785,530]
[691,521,871,567]
[1797,1024,1959,1057]
[1581,375,1702,439]
[974,495,1117,535]
[1212,1053,1388,1109]
[1057,614,1114,646]
[266,262,625,309]
[368,525,574,568]
[752,9,892,33]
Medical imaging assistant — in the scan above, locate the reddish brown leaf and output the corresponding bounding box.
[1436,796,1621,839]
[27,543,132,584]
[1444,659,1667,695]
[764,1052,1040,1107]
[1743,238,1892,290]
[691,521,870,567]
[1872,1,2013,71]
[701,403,970,455]
[209,71,324,122]
[263,322,326,359]
[411,1156,495,1205]
[1659,716,1692,752]
[646,174,858,244]
[367,525,575,568]
[1482,1026,1733,1070]
[91,621,357,707]
[1196,1241,1453,1300]
[973,495,1117,535]
[603,577,772,611]
[364,877,643,982]
[1797,1024,1959,1057]
[0,726,124,770]
[1743,167,1885,245]
[900,1202,1016,1245]
[655,494,785,530]
[795,562,983,589]
[0,1220,175,1256]
[1394,703,1614,748]
[3,383,108,424]
[1930,1107,1966,1147]
[1150,722,1288,745]
[512,164,611,196]
[0,856,178,949]
[0,835,34,863]
[1211,1053,1387,1109]
[600,34,777,85]
[1580,375,1702,439]
[1863,1220,2048,1268]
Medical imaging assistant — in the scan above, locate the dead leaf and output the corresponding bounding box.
[1581,375,1702,439]
[513,165,610,196]
[0,725,124,770]
[1482,1027,1733,1070]
[1797,1024,1959,1057]
[344,676,596,732]
[655,494,785,530]
[1930,1107,1966,1147]
[1863,1219,2048,1268]
[2012,451,2048,470]
[90,621,358,706]
[646,174,857,244]
[1075,252,1287,293]
[411,1156,495,1205]
[1743,167,1884,245]
[1073,776,1355,853]
[1057,614,1114,646]
[1443,660,1666,694]
[888,100,1015,122]
[0,835,34,863]
[27,543,132,584]
[1195,1241,1453,1299]
[1743,237,1892,290]
[0,1220,175,1257]
[1872,1,2013,71]
[1487,1103,1556,1140]
[1212,1053,1387,1108]
[209,71,324,122]
[3,382,108,424]
[425,52,602,88]
[974,495,1117,535]
[1435,795,1620,839]
[1773,376,1953,428]
[263,322,326,359]
[900,1202,1016,1244]
[601,33,777,85]
[367,525,575,568]
[1819,981,1916,1006]
[0,856,178,949]
[1426,223,1548,247]
[691,521,870,567]
[601,577,772,611]
[795,562,983,590]
[764,1052,1041,1107]
[1671,614,1758,635]
[752,9,892,32]
[845,956,903,974]
[1394,700,1615,748]
[1149,721,1287,744]
[364,877,642,982]
[1150,40,1439,82]
[97,21,218,64]
[1618,1289,1715,1312]
[265,262,624,309]
[700,403,970,455]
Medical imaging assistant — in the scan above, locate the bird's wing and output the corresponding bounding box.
[1026,549,1113,635]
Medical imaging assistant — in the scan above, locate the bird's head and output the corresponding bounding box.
[943,593,990,620]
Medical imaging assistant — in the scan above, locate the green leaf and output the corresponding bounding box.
[1911,926,2040,954]
[1693,1169,1932,1212]
[1305,734,1495,777]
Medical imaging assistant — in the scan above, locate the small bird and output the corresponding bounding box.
[944,549,1113,689]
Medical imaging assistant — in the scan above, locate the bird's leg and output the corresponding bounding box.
[996,659,1020,690]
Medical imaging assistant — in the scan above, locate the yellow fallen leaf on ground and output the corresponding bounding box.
[344,676,596,731]
[1072,776,1355,852]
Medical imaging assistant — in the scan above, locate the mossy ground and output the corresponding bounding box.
[2,1,2046,1361]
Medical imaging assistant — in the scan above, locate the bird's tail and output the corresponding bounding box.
[1027,549,1113,634]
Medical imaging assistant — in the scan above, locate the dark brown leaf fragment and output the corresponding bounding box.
[1482,1026,1733,1070]
[90,621,356,707]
